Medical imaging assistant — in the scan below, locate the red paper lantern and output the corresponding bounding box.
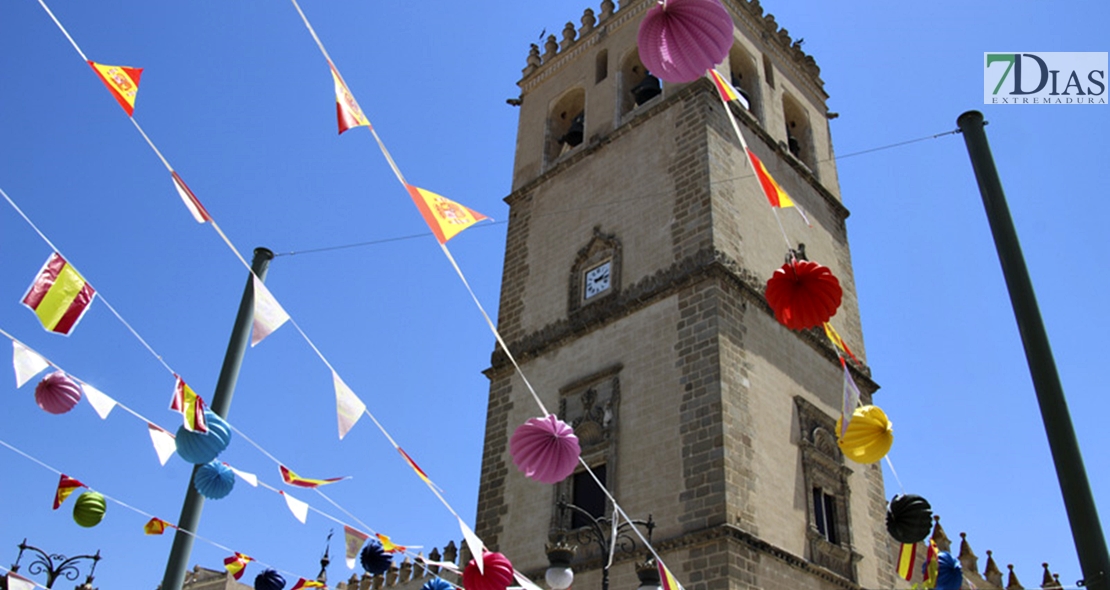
[764,260,842,330]
[35,371,83,415]
[637,0,734,84]
[463,551,514,590]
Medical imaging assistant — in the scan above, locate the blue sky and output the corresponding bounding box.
[1,1,1107,589]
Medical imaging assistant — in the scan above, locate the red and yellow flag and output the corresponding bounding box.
[376,533,406,554]
[144,517,172,535]
[823,322,858,363]
[22,253,96,336]
[405,184,488,244]
[897,542,917,581]
[53,474,86,510]
[708,69,740,103]
[658,561,684,590]
[398,447,432,486]
[922,539,939,588]
[280,465,346,489]
[170,377,208,433]
[330,61,370,134]
[171,171,211,223]
[88,61,143,116]
[291,578,326,590]
[223,553,253,580]
[746,149,795,209]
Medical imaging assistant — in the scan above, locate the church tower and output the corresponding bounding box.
[477,1,895,589]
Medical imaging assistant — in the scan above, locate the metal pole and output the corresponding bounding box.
[957,111,1109,590]
[160,247,274,590]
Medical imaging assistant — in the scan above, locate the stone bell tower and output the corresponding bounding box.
[476,1,895,589]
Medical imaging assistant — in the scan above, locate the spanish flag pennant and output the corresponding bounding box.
[897,542,917,581]
[746,149,795,209]
[223,553,253,580]
[398,447,432,487]
[21,252,96,336]
[53,474,86,509]
[144,517,173,535]
[291,578,326,589]
[405,184,488,244]
[330,60,370,134]
[823,322,859,363]
[344,525,369,569]
[88,61,143,116]
[279,465,347,489]
[169,376,208,433]
[658,560,684,590]
[708,69,740,103]
[376,533,406,554]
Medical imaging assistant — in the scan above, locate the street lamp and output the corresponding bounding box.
[7,539,101,589]
[545,499,655,590]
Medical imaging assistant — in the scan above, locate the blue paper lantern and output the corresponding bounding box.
[254,568,286,590]
[360,539,392,575]
[935,551,963,590]
[175,411,232,464]
[422,578,453,590]
[193,460,235,499]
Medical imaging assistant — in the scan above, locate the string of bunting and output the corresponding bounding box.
[24,0,507,577]
[17,0,957,587]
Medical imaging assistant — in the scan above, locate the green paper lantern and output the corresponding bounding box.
[73,491,106,527]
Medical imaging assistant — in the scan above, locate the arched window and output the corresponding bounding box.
[546,88,586,165]
[782,93,817,172]
[728,45,761,122]
[619,51,660,117]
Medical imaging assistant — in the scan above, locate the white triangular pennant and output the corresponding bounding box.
[251,276,290,347]
[82,384,117,419]
[6,572,36,590]
[281,491,309,524]
[459,517,485,574]
[333,371,365,440]
[12,341,49,388]
[229,465,258,487]
[148,423,176,466]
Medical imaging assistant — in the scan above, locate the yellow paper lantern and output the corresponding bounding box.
[836,405,893,464]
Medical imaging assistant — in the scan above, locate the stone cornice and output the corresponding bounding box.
[484,246,877,393]
[521,523,862,590]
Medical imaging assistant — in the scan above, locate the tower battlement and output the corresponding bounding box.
[520,0,825,101]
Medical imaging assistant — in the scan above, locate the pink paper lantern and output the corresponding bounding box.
[637,0,734,84]
[35,371,83,415]
[463,551,514,590]
[509,415,581,484]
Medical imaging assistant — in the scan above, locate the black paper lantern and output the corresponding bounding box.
[360,539,392,575]
[254,568,286,590]
[886,493,933,543]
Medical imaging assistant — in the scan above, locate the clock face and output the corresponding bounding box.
[584,261,612,299]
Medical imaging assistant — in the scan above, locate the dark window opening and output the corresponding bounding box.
[596,50,609,83]
[572,464,607,529]
[813,487,838,544]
